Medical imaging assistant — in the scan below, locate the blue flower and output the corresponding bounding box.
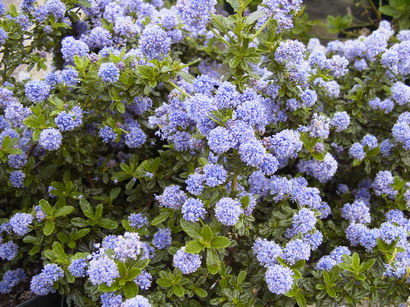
[203,163,227,187]
[87,256,119,286]
[173,247,201,274]
[152,228,172,250]
[61,36,89,63]
[286,208,316,238]
[0,27,7,46]
[0,241,18,261]
[99,126,117,143]
[186,174,205,196]
[39,128,62,151]
[135,271,152,290]
[214,197,243,226]
[68,259,88,278]
[121,296,151,307]
[175,0,216,34]
[30,264,64,295]
[156,185,187,210]
[361,134,378,149]
[267,129,302,159]
[253,238,283,268]
[372,170,397,198]
[9,170,25,188]
[275,40,306,65]
[283,239,311,265]
[331,111,350,132]
[265,264,294,295]
[239,140,266,167]
[342,200,371,224]
[207,127,234,154]
[25,80,50,103]
[44,0,66,20]
[101,293,123,307]
[99,63,120,83]
[55,107,83,132]
[139,24,171,60]
[182,198,206,222]
[0,269,26,294]
[113,232,143,262]
[10,213,33,235]
[349,143,365,161]
[128,213,148,229]
[124,126,146,148]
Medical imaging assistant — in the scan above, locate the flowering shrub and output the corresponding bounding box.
[1,0,410,306]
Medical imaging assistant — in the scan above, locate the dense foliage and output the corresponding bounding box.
[1,0,410,306]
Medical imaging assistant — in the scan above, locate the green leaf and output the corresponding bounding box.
[39,199,53,215]
[366,146,380,158]
[352,159,363,166]
[185,240,205,254]
[94,204,104,220]
[29,245,41,256]
[157,277,172,288]
[110,187,121,200]
[206,248,220,274]
[312,151,325,161]
[172,285,185,297]
[210,236,230,249]
[52,242,67,260]
[116,102,126,114]
[316,284,326,290]
[127,268,142,280]
[123,281,139,298]
[295,292,306,307]
[201,225,213,242]
[293,269,302,279]
[54,206,75,217]
[352,253,360,271]
[72,228,90,241]
[43,219,55,236]
[237,270,247,284]
[180,219,202,240]
[23,236,37,244]
[71,217,89,228]
[245,10,266,25]
[117,262,127,278]
[226,0,240,12]
[151,210,172,226]
[360,258,375,271]
[79,199,94,219]
[378,5,398,16]
[194,287,208,298]
[98,219,118,229]
[326,287,336,298]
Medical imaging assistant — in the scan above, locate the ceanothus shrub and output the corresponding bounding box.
[0,0,410,306]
